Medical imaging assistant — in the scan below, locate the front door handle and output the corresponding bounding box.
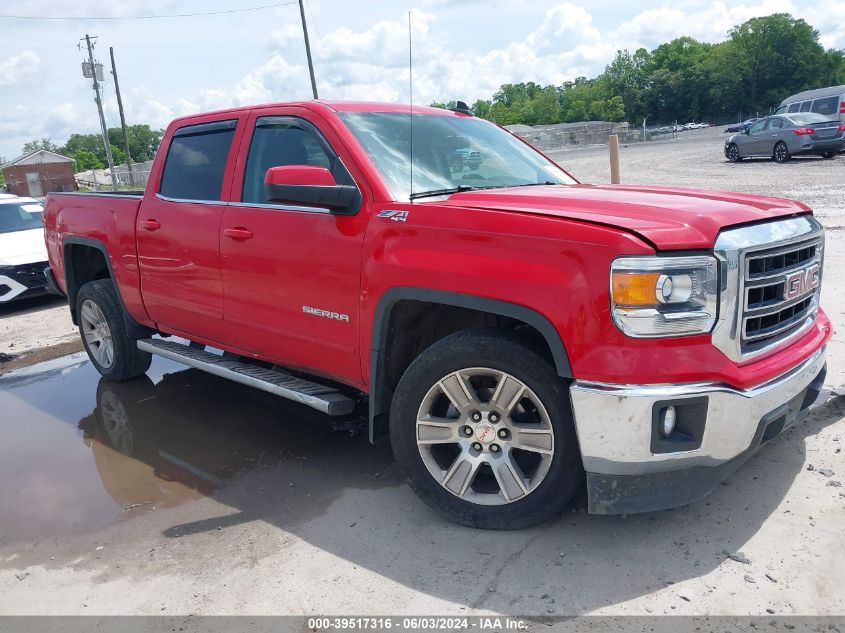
[223,227,253,241]
[141,219,161,231]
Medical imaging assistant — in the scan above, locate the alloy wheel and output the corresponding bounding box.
[415,367,554,506]
[80,299,115,369]
[728,144,740,162]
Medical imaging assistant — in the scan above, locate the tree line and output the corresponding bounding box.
[433,14,845,127]
[20,124,163,173]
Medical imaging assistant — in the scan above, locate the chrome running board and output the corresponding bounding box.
[136,338,355,416]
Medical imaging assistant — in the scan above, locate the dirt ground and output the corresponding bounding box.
[0,295,79,373]
[0,127,842,617]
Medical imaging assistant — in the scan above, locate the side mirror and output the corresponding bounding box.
[742,128,750,135]
[264,165,358,213]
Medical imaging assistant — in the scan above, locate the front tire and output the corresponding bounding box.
[822,151,836,159]
[773,142,790,163]
[390,329,582,529]
[727,143,742,162]
[77,279,152,381]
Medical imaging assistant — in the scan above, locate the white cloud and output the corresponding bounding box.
[0,51,41,89]
[2,0,844,160]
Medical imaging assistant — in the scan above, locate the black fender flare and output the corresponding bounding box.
[63,236,154,339]
[368,287,573,442]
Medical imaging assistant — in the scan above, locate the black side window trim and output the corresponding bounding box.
[173,119,237,137]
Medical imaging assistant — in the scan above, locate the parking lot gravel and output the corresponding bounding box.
[0,128,842,618]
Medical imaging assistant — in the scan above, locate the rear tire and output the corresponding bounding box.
[77,279,152,381]
[390,329,582,529]
[773,142,790,163]
[822,151,836,159]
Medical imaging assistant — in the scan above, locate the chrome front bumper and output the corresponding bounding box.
[569,347,827,513]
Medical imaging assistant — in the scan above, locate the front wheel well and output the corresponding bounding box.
[369,291,572,441]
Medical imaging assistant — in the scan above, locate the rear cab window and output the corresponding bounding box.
[159,120,237,201]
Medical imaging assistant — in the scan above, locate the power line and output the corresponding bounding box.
[0,2,298,21]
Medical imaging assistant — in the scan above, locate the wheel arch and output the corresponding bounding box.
[63,236,153,338]
[368,287,573,443]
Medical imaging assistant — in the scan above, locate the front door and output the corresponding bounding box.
[219,109,369,385]
[745,119,768,155]
[137,118,243,341]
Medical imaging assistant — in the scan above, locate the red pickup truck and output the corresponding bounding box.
[43,101,830,529]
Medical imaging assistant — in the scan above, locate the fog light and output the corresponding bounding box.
[660,406,676,437]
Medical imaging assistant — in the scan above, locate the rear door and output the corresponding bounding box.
[219,107,370,385]
[137,117,245,341]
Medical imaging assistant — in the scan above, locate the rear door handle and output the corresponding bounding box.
[141,219,161,231]
[223,227,253,241]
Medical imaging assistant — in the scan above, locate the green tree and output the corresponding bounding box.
[72,150,103,172]
[728,14,830,114]
[605,96,626,121]
[564,100,588,122]
[471,99,492,119]
[106,125,163,163]
[60,133,104,161]
[22,138,59,154]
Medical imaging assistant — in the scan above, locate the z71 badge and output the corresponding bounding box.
[377,209,409,222]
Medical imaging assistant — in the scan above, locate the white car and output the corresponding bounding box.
[0,196,49,303]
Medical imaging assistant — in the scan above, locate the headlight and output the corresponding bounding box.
[610,255,718,337]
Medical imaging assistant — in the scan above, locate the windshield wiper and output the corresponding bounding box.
[409,185,477,201]
[513,181,558,187]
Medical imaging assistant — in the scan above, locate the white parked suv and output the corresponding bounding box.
[0,195,49,303]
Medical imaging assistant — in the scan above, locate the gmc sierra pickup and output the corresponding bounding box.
[44,101,830,529]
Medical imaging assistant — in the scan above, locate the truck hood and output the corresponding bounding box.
[439,184,811,250]
[0,228,48,266]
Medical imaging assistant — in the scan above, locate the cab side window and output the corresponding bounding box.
[766,118,785,130]
[242,119,333,204]
[787,102,801,113]
[799,101,813,112]
[159,120,237,201]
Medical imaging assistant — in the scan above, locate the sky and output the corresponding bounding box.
[1,0,844,160]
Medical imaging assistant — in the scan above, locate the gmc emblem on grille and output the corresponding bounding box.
[783,263,820,301]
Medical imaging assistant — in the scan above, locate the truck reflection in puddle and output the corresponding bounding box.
[78,369,370,513]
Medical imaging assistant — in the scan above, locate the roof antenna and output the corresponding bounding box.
[408,10,414,202]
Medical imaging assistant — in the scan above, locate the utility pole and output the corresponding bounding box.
[298,0,318,99]
[82,34,118,191]
[109,47,134,188]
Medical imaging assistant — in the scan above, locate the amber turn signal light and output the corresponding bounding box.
[611,271,660,306]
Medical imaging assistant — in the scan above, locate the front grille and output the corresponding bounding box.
[741,239,822,352]
[4,261,48,289]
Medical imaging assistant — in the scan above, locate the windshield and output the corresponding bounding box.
[338,112,576,201]
[0,202,44,234]
[787,112,837,125]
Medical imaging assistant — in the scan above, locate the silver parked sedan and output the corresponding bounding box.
[725,112,845,163]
